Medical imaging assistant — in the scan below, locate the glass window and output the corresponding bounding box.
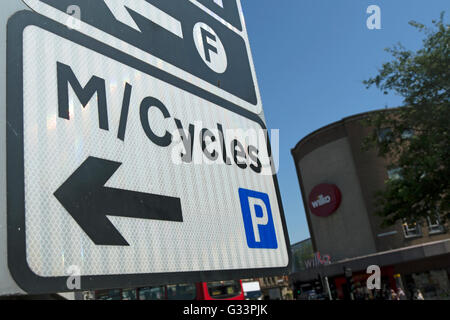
[95,289,122,300]
[207,280,242,299]
[378,128,414,142]
[387,168,402,180]
[244,290,262,300]
[402,220,422,238]
[427,215,445,234]
[166,284,196,300]
[401,129,414,139]
[378,127,393,142]
[138,286,165,300]
[122,288,137,300]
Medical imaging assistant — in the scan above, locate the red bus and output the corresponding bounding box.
[94,280,244,300]
[196,280,244,300]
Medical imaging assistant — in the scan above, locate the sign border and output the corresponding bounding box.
[7,11,291,294]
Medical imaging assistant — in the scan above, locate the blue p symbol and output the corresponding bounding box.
[239,188,278,249]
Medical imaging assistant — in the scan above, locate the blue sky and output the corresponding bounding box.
[240,0,449,244]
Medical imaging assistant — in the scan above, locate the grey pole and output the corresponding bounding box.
[324,276,332,300]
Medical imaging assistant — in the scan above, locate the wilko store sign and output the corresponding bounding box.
[308,184,341,217]
[304,252,331,269]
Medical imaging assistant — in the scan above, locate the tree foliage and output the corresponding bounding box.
[363,13,449,226]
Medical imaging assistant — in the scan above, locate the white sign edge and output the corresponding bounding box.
[0,0,29,297]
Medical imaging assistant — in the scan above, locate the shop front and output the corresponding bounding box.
[332,266,397,300]
[290,239,450,300]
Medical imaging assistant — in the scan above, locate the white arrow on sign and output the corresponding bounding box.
[104,0,183,38]
[21,0,263,114]
[214,0,224,8]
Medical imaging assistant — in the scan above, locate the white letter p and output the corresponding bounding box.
[248,197,268,243]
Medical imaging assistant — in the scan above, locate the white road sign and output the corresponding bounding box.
[4,0,291,294]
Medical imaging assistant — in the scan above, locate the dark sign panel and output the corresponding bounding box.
[196,0,243,31]
[30,0,257,105]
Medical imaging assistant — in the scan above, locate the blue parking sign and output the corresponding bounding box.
[239,188,278,249]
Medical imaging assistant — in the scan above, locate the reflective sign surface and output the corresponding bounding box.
[7,12,290,293]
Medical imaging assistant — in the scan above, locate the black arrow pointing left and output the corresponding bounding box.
[54,156,183,246]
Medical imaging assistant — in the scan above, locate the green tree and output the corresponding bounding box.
[363,13,449,227]
[292,240,313,271]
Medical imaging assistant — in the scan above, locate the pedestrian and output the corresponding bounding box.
[397,288,407,300]
[383,288,391,300]
[414,289,425,300]
[390,289,398,300]
[375,289,383,300]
